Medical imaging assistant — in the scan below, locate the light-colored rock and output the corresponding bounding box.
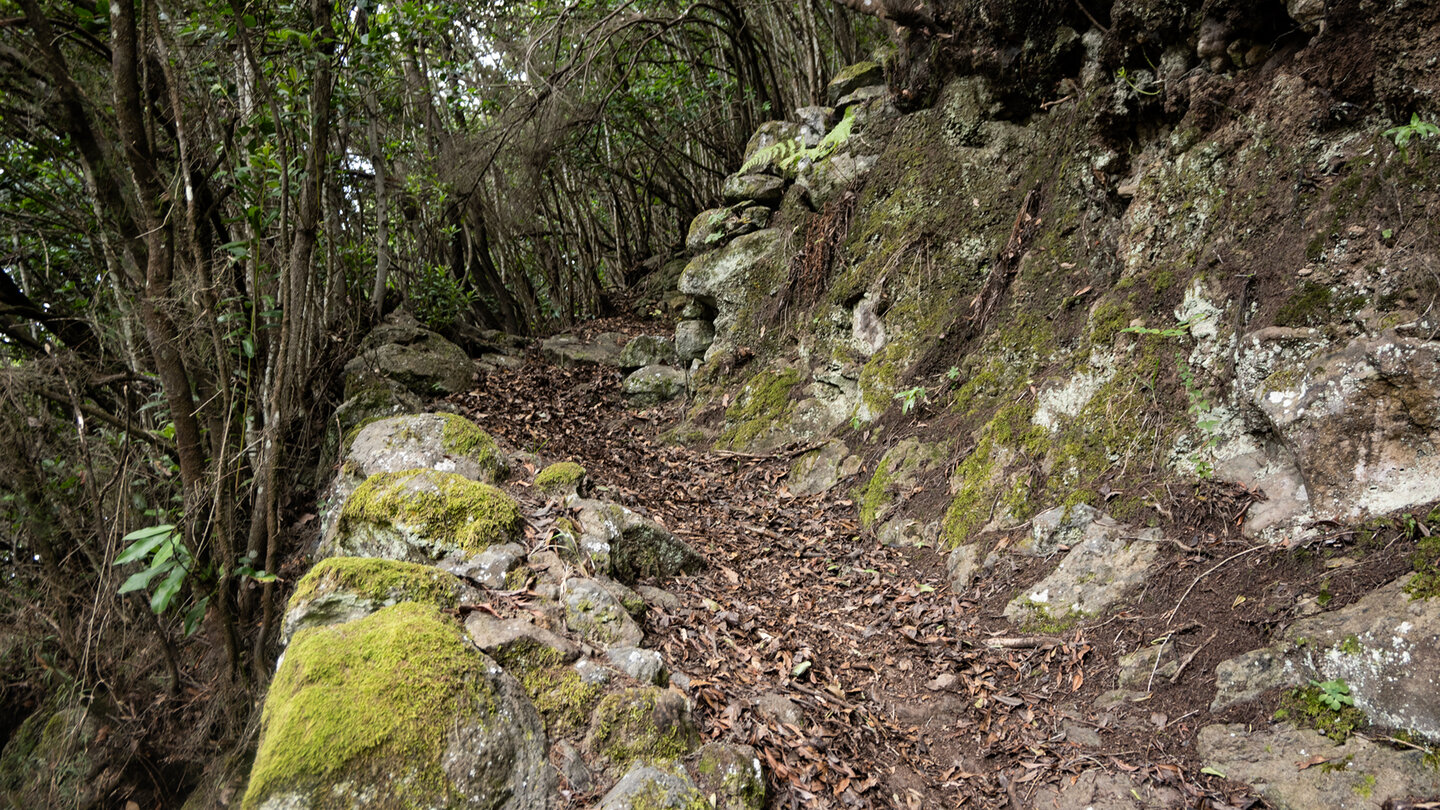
[722,173,786,206]
[569,498,706,584]
[562,577,644,649]
[834,84,887,109]
[793,106,835,140]
[1198,722,1440,809]
[596,764,704,810]
[684,204,772,255]
[635,585,680,612]
[753,693,804,728]
[552,740,592,793]
[946,543,985,591]
[540,331,628,368]
[440,542,526,589]
[742,121,804,167]
[280,557,461,646]
[1286,0,1325,31]
[1255,333,1440,524]
[1028,770,1184,809]
[605,647,667,686]
[618,335,677,368]
[826,62,884,106]
[674,320,716,362]
[689,743,765,810]
[679,229,784,359]
[1020,504,1101,557]
[1211,646,1300,712]
[342,311,473,397]
[466,614,580,664]
[243,603,552,810]
[622,365,687,405]
[1004,511,1160,627]
[787,439,858,496]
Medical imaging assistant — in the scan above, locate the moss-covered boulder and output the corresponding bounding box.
[721,173,786,207]
[330,469,523,563]
[584,687,699,767]
[540,332,628,368]
[855,438,947,527]
[242,602,551,810]
[684,204,772,255]
[484,636,602,737]
[342,311,474,397]
[689,742,766,810]
[324,413,511,540]
[0,701,106,809]
[679,229,784,359]
[281,557,462,646]
[534,461,587,499]
[322,382,423,472]
[567,498,706,584]
[674,320,715,362]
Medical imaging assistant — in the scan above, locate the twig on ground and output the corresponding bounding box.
[1169,630,1218,684]
[1165,544,1267,625]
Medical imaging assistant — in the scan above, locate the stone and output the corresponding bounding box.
[622,365,688,405]
[1211,577,1440,742]
[826,62,884,106]
[793,105,835,140]
[1254,333,1440,524]
[568,498,706,584]
[834,84,887,110]
[1287,0,1326,31]
[597,764,704,810]
[324,412,510,539]
[689,742,766,810]
[243,603,552,810]
[1060,723,1103,748]
[0,702,105,810]
[722,173,786,206]
[327,468,523,564]
[342,311,473,397]
[1198,723,1440,810]
[552,740,593,793]
[618,335,677,368]
[1116,645,1179,693]
[753,693,804,728]
[584,688,699,767]
[674,320,716,362]
[741,121,805,173]
[857,438,946,528]
[795,151,878,208]
[851,292,887,356]
[605,647,668,686]
[1028,770,1185,809]
[540,331,628,368]
[562,577,645,649]
[1020,504,1101,557]
[787,439,857,496]
[280,557,462,646]
[877,516,929,548]
[1004,512,1160,628]
[324,382,422,468]
[466,614,581,664]
[440,542,526,589]
[945,543,985,591]
[679,229,783,359]
[635,585,680,612]
[684,204,772,255]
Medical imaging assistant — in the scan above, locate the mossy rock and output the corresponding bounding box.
[242,602,550,810]
[333,469,523,563]
[535,461,588,498]
[855,438,947,528]
[487,639,602,736]
[342,312,474,397]
[345,413,509,484]
[0,700,103,809]
[281,557,462,645]
[689,742,766,810]
[584,687,699,767]
[715,367,801,451]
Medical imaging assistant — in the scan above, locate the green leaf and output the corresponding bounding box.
[151,564,188,614]
[184,597,210,637]
[791,660,812,678]
[118,564,166,594]
[115,524,175,564]
[1200,767,1226,778]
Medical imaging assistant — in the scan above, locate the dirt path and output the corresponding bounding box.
[452,332,1287,809]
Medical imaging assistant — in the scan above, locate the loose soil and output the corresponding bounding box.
[451,316,1421,809]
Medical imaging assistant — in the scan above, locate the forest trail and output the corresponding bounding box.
[448,316,1274,809]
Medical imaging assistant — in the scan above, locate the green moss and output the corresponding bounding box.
[438,414,508,481]
[242,602,496,809]
[1015,600,1083,634]
[492,641,601,735]
[1353,773,1376,798]
[1337,634,1363,656]
[857,463,896,528]
[287,557,460,612]
[589,688,697,765]
[1273,683,1368,743]
[339,469,522,552]
[534,462,586,495]
[717,368,801,450]
[1403,534,1440,600]
[1090,301,1131,345]
[1275,281,1365,327]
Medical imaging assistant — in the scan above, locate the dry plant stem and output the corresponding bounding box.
[1165,544,1266,625]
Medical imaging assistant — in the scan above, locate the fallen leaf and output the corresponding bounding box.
[1295,755,1329,770]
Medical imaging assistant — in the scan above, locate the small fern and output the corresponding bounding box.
[737,106,860,177]
[739,138,806,176]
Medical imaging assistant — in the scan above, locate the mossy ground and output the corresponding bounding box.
[242,602,496,809]
[286,557,461,612]
[437,414,508,481]
[1274,682,1368,743]
[339,469,522,552]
